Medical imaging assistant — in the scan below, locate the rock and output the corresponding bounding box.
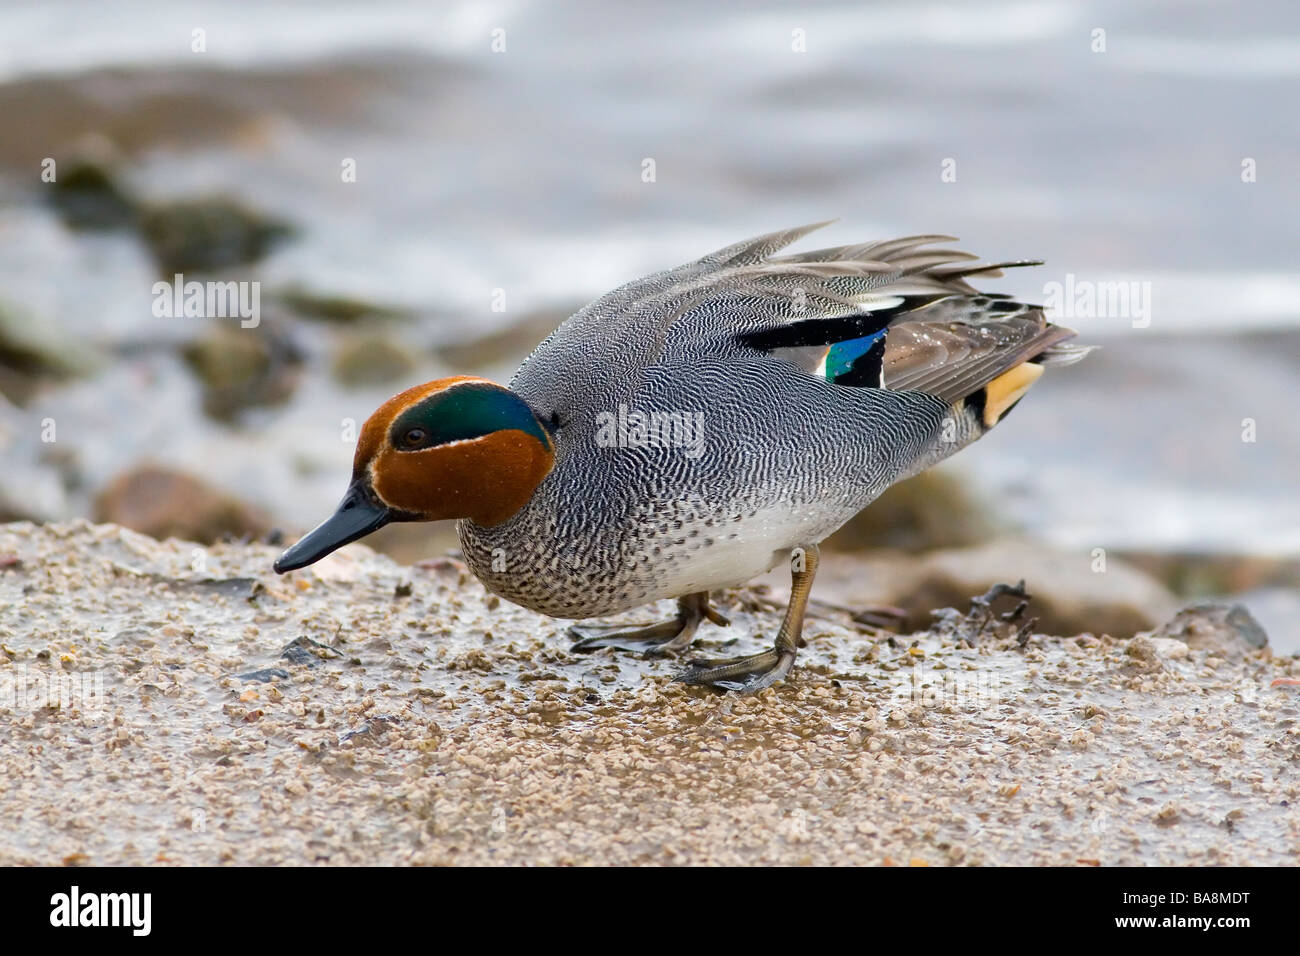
[0,300,98,404]
[434,306,578,371]
[1231,589,1300,656]
[1147,636,1190,659]
[279,636,338,667]
[800,538,1178,638]
[1117,550,1300,597]
[93,465,270,544]
[1147,603,1269,660]
[826,470,996,552]
[139,197,292,274]
[236,667,290,683]
[1125,636,1160,665]
[278,287,408,324]
[171,577,264,601]
[331,333,415,388]
[0,490,39,524]
[361,521,461,566]
[181,325,302,420]
[1123,635,1187,668]
[915,541,1177,638]
[47,156,138,230]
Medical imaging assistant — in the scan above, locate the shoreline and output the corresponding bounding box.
[1,520,1295,866]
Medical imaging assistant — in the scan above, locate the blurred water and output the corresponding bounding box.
[0,0,1296,556]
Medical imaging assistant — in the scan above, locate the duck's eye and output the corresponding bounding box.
[401,427,427,448]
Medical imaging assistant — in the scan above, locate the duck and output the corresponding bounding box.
[274,223,1089,692]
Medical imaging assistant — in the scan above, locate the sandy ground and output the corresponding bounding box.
[1,520,1297,866]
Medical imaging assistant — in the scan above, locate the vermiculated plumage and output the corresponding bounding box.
[458,223,1085,618]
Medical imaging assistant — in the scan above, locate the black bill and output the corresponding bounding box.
[273,483,392,573]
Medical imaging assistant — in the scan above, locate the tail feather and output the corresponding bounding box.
[1033,342,1097,367]
[977,361,1045,427]
[688,227,1088,416]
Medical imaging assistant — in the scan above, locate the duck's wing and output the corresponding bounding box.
[661,224,1089,414]
[511,223,1088,425]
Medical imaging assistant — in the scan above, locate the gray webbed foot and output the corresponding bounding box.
[674,543,821,694]
[674,648,796,693]
[568,592,728,658]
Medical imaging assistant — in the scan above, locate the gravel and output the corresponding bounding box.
[1,521,1296,866]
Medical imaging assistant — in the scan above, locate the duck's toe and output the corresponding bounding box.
[567,591,727,658]
[674,648,796,693]
[568,617,694,657]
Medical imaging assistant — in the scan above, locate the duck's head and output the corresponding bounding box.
[273,376,554,573]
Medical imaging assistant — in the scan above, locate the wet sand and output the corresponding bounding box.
[1,521,1296,866]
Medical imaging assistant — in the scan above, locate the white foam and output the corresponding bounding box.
[0,0,524,83]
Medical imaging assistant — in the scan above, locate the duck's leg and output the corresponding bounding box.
[568,592,729,657]
[676,544,819,693]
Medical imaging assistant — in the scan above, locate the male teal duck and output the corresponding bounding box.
[275,223,1089,692]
